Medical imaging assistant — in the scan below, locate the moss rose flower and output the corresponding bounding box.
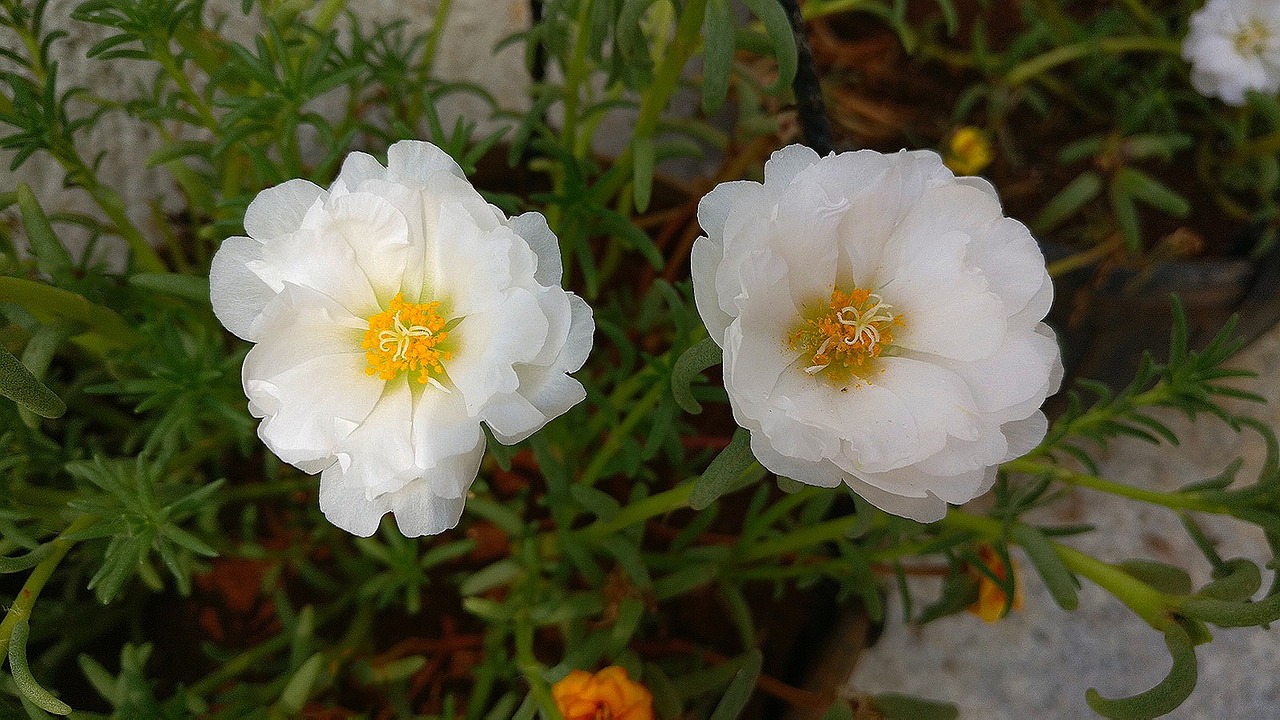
[552,666,654,720]
[211,141,593,536]
[692,145,1061,522]
[1182,0,1280,106]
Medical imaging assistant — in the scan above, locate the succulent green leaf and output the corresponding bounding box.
[709,649,762,720]
[671,335,722,414]
[690,427,758,510]
[702,0,734,114]
[9,619,73,715]
[1011,524,1079,610]
[0,345,65,418]
[1086,623,1197,719]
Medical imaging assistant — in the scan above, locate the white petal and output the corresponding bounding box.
[966,216,1051,322]
[334,151,388,193]
[429,201,510,315]
[390,478,472,537]
[244,179,325,240]
[412,384,484,494]
[1000,411,1049,462]
[691,236,733,346]
[210,236,275,341]
[248,351,382,470]
[762,144,821,190]
[386,140,466,185]
[937,327,1060,416]
[264,192,412,316]
[333,377,417,500]
[844,473,948,523]
[749,433,843,488]
[447,286,549,414]
[882,229,1006,361]
[509,211,563,287]
[697,180,762,245]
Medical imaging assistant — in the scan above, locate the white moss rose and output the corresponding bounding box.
[211,141,593,537]
[691,145,1062,522]
[1182,0,1280,106]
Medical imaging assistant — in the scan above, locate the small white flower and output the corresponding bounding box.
[211,140,594,537]
[1183,0,1280,106]
[692,145,1061,522]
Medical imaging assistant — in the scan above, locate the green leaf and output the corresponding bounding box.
[1197,558,1261,602]
[1108,178,1142,253]
[1031,171,1102,235]
[671,336,722,414]
[740,0,797,95]
[690,427,757,510]
[128,273,211,303]
[1011,524,1079,611]
[633,134,656,213]
[0,345,65,418]
[0,277,138,351]
[709,649,762,720]
[17,183,73,279]
[1118,560,1192,596]
[459,559,523,596]
[145,140,211,167]
[871,693,958,720]
[9,619,72,715]
[1119,167,1190,217]
[1086,623,1197,719]
[702,0,734,114]
[0,543,54,573]
[277,652,326,714]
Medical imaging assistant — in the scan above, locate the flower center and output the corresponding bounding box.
[363,292,451,385]
[788,286,903,379]
[1235,20,1271,57]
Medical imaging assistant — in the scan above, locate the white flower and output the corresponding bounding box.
[210,141,594,537]
[1182,0,1280,106]
[691,145,1061,522]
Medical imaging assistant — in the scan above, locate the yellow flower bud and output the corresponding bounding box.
[943,127,994,176]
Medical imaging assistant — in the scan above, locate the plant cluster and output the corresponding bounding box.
[0,1,1276,719]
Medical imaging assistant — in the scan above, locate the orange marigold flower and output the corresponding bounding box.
[967,543,1023,623]
[551,666,655,720]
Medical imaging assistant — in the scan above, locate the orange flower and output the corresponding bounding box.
[967,543,1023,622]
[551,666,655,720]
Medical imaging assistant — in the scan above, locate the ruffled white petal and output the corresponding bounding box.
[210,236,276,341]
[244,178,325,240]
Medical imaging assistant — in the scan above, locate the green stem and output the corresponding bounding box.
[579,379,666,486]
[1003,459,1227,513]
[514,610,563,718]
[578,480,695,541]
[1005,37,1182,87]
[0,514,95,660]
[739,516,856,562]
[420,0,453,74]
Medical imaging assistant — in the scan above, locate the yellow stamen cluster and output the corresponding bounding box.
[1235,20,1271,57]
[363,292,451,384]
[788,287,903,380]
